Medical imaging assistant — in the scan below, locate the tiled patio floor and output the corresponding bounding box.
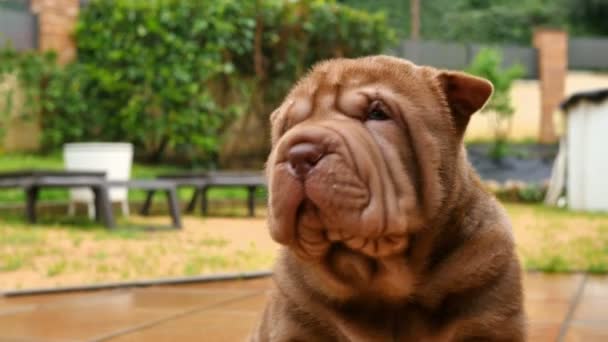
[0,273,606,341]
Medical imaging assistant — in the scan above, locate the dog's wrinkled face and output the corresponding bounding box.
[266,56,492,263]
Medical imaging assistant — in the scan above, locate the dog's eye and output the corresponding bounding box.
[367,109,389,121]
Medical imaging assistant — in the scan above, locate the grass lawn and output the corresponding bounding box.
[0,153,267,204]
[1,202,607,291]
[510,203,608,273]
[0,208,276,290]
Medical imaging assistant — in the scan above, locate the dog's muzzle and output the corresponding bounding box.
[268,122,410,259]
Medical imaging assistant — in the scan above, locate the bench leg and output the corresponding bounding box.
[247,186,256,217]
[93,186,116,229]
[185,188,199,214]
[25,186,39,223]
[200,187,209,216]
[140,190,155,215]
[166,189,182,229]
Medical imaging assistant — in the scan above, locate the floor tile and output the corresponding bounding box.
[107,310,259,342]
[563,321,608,342]
[523,273,584,301]
[0,337,76,342]
[0,304,36,316]
[0,273,604,342]
[571,297,608,322]
[0,290,245,341]
[0,291,118,317]
[167,277,272,291]
[128,287,260,311]
[0,305,163,341]
[527,321,561,342]
[207,292,269,313]
[525,298,572,323]
[0,291,95,308]
[571,276,608,322]
[579,275,608,298]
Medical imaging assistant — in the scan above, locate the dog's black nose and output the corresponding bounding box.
[287,142,323,178]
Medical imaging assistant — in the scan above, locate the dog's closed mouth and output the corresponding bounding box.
[330,233,409,258]
[292,198,409,259]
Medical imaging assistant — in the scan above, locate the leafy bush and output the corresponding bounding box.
[494,183,547,203]
[3,0,393,166]
[0,44,58,145]
[466,48,524,161]
[343,0,570,44]
[42,0,257,164]
[220,0,395,167]
[440,0,566,44]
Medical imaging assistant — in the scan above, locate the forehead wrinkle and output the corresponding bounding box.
[309,75,340,118]
[332,82,344,115]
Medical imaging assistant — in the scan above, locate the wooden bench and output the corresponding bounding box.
[141,171,267,217]
[108,179,182,229]
[0,170,115,228]
[0,171,182,229]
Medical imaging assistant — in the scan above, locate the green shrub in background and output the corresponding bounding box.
[1,0,393,165]
[495,183,547,203]
[0,45,58,145]
[44,0,255,164]
[466,48,524,161]
[220,0,395,167]
[342,0,608,44]
[12,0,392,167]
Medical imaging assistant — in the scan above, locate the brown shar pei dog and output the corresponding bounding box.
[251,56,525,341]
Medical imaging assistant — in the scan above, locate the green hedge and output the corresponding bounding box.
[0,47,58,146]
[2,0,394,166]
[43,0,255,164]
[219,0,395,167]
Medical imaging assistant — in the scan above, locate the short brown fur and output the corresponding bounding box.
[251,56,525,341]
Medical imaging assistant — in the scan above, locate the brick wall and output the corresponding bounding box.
[30,0,79,64]
[533,29,568,143]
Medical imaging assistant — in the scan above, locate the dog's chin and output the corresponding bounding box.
[289,200,409,260]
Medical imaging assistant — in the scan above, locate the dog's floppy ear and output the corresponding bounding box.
[438,71,493,132]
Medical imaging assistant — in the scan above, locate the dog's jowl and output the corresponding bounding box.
[251,56,525,341]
